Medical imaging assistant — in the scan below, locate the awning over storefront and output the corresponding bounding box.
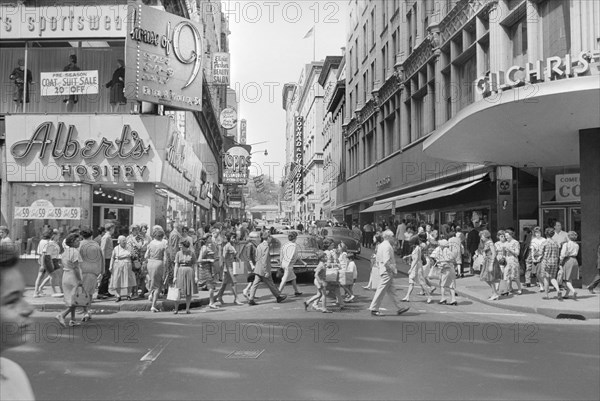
[423,76,600,167]
[373,172,488,206]
[360,202,393,213]
[394,180,483,209]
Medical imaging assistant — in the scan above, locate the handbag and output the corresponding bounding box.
[473,254,485,273]
[42,254,56,274]
[427,263,441,280]
[72,284,91,307]
[232,260,245,276]
[166,286,181,301]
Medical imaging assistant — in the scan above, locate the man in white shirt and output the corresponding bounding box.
[552,221,568,248]
[395,219,406,254]
[369,230,410,316]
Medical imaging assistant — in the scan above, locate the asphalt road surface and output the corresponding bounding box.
[5,258,600,401]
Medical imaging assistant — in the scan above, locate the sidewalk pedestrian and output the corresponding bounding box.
[0,241,36,401]
[109,236,136,302]
[540,228,562,300]
[33,228,62,297]
[504,229,523,295]
[56,233,85,327]
[78,229,102,322]
[342,254,358,302]
[304,252,331,313]
[431,239,458,306]
[145,227,168,312]
[172,239,196,314]
[525,227,545,290]
[215,233,243,305]
[278,232,307,297]
[98,223,116,299]
[248,232,287,305]
[197,235,219,309]
[369,230,410,316]
[363,233,383,290]
[559,231,580,299]
[477,230,501,300]
[586,234,600,293]
[449,231,464,277]
[402,233,432,303]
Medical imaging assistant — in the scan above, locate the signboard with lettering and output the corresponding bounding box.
[125,2,203,112]
[239,119,247,144]
[40,70,98,96]
[5,115,159,184]
[294,116,304,195]
[212,52,230,85]
[219,108,237,130]
[14,199,80,220]
[555,173,580,202]
[223,146,251,185]
[0,4,128,39]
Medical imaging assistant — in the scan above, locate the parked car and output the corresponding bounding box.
[269,234,321,278]
[316,227,361,255]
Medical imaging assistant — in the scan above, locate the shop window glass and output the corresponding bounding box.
[540,166,580,203]
[442,208,490,233]
[0,41,125,115]
[10,183,91,259]
[540,0,570,59]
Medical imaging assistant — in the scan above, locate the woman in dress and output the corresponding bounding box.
[109,236,136,302]
[33,228,61,297]
[126,225,144,299]
[503,229,522,295]
[56,233,85,327]
[420,230,439,295]
[559,231,580,299]
[363,233,383,290]
[197,235,219,309]
[215,233,243,305]
[173,239,196,314]
[145,228,168,312]
[402,233,433,303]
[278,231,307,296]
[495,230,509,295]
[540,228,562,300]
[78,228,102,321]
[477,230,501,300]
[0,241,36,401]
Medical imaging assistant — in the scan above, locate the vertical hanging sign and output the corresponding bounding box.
[294,116,304,195]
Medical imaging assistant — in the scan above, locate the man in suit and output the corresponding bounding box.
[248,231,287,305]
[369,230,410,316]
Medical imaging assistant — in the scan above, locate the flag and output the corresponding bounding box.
[303,26,314,39]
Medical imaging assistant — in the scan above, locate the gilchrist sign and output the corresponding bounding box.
[125,2,203,112]
[223,146,251,185]
[294,116,304,195]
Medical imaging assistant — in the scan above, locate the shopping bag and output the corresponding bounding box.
[427,263,441,281]
[71,285,91,307]
[325,268,339,283]
[233,261,245,276]
[167,286,181,301]
[472,254,484,273]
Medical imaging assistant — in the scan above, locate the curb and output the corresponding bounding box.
[32,297,211,313]
[457,291,599,320]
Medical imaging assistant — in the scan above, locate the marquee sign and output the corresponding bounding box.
[294,116,304,195]
[125,2,203,112]
[223,146,251,185]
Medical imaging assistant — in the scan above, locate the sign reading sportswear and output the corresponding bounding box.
[125,2,203,112]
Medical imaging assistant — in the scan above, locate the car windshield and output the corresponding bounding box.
[270,236,319,254]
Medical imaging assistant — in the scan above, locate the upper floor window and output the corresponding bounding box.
[509,15,527,66]
[540,0,570,59]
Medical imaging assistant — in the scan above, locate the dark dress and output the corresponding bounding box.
[10,67,32,103]
[106,66,126,105]
[175,250,196,297]
[63,63,81,103]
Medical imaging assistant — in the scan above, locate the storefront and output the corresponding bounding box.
[3,113,218,252]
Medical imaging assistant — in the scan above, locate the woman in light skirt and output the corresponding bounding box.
[477,230,501,300]
[173,239,196,314]
[109,236,136,302]
[56,234,84,327]
[145,228,168,312]
[78,228,103,321]
[559,231,580,299]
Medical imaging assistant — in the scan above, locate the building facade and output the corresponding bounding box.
[0,0,229,257]
[338,0,599,283]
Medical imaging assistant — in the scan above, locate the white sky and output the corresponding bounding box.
[227,0,348,183]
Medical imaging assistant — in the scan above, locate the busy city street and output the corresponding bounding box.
[6,256,600,401]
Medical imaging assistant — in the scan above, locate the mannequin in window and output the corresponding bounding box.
[63,54,80,112]
[9,58,32,113]
[105,59,126,112]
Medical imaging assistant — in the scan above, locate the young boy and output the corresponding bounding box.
[342,254,358,302]
[304,252,332,313]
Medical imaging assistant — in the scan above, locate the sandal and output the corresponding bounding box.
[69,320,81,327]
[82,314,92,322]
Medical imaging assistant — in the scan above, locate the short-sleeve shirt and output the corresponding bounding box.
[175,250,196,266]
[61,246,83,271]
[146,240,167,260]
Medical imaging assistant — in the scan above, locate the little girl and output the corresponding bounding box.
[402,233,432,303]
[342,254,358,302]
[304,252,332,313]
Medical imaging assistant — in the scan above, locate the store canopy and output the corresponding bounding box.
[394,180,483,209]
[360,202,393,214]
[373,172,488,206]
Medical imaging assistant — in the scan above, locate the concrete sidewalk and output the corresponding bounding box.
[358,247,600,320]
